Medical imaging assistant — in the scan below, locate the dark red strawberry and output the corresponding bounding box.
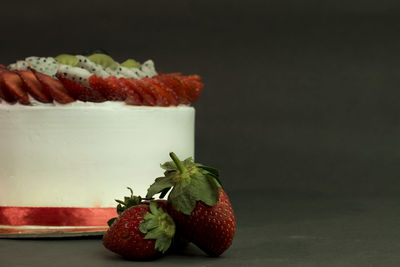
[106,188,189,253]
[0,71,30,105]
[146,152,235,257]
[18,70,53,103]
[0,70,16,103]
[57,75,106,103]
[168,189,234,256]
[121,78,156,106]
[103,201,176,260]
[0,64,7,69]
[34,71,75,104]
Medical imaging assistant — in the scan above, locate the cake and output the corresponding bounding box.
[0,53,203,236]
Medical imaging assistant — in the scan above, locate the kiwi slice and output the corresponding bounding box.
[87,54,118,70]
[55,54,79,66]
[121,59,141,69]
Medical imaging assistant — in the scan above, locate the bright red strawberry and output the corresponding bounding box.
[88,75,111,99]
[124,88,142,106]
[154,74,190,104]
[57,75,106,103]
[178,76,204,103]
[146,152,235,256]
[139,78,169,106]
[18,70,53,103]
[117,78,143,106]
[103,201,176,260]
[121,78,156,106]
[147,78,179,106]
[34,71,75,104]
[0,71,30,105]
[105,76,129,101]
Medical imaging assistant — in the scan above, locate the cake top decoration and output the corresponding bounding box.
[0,53,203,106]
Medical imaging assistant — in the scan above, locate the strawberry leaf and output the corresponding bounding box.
[107,217,117,227]
[146,176,174,199]
[139,201,176,253]
[148,152,221,215]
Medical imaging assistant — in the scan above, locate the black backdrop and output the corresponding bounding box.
[2,0,400,199]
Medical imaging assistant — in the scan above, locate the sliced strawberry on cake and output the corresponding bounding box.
[155,74,190,105]
[179,75,204,103]
[147,78,179,106]
[104,76,129,101]
[140,78,170,106]
[120,78,156,106]
[0,69,17,103]
[34,71,75,104]
[57,75,106,103]
[17,70,53,103]
[0,70,30,105]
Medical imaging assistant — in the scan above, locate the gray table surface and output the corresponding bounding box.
[2,193,400,267]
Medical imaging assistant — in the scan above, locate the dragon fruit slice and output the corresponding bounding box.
[8,61,29,71]
[112,65,142,79]
[76,55,110,78]
[25,57,59,77]
[140,60,157,77]
[57,64,92,87]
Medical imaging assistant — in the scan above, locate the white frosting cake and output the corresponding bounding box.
[0,102,195,208]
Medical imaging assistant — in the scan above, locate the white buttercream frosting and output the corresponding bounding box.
[0,103,195,207]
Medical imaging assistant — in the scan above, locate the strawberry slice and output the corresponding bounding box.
[178,76,204,103]
[120,78,156,106]
[34,71,75,104]
[0,69,16,103]
[151,78,179,106]
[0,64,7,69]
[116,78,142,106]
[125,88,142,105]
[144,78,179,106]
[18,70,53,103]
[0,71,30,105]
[89,76,112,99]
[154,74,190,104]
[140,78,169,106]
[105,76,129,101]
[57,75,106,103]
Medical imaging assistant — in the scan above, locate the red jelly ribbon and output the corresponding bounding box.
[0,206,117,226]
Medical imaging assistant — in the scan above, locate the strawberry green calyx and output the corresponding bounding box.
[146,152,221,215]
[107,187,142,226]
[139,201,176,253]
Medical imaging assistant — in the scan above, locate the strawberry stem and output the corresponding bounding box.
[170,152,187,173]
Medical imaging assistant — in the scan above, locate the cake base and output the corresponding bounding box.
[0,227,106,238]
[0,206,115,238]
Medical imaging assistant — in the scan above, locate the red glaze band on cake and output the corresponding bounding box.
[0,206,116,227]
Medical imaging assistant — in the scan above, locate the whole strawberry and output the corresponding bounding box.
[146,152,236,256]
[103,201,175,260]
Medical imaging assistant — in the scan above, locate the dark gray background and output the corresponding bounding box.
[2,1,400,266]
